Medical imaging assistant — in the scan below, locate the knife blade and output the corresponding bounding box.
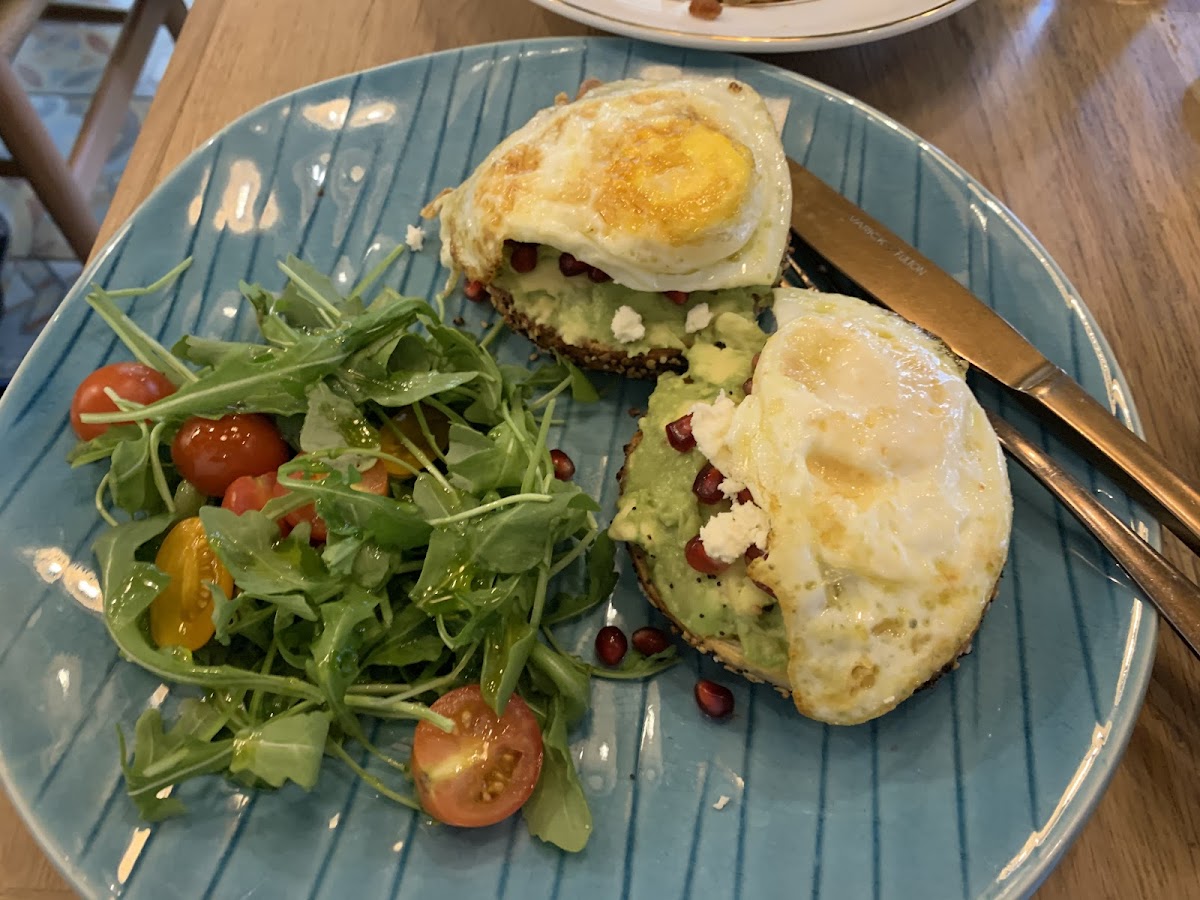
[787,157,1200,558]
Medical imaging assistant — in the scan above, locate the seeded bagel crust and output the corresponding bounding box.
[487,284,686,379]
[616,430,1000,713]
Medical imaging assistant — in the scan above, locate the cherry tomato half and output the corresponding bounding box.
[171,413,291,497]
[410,685,544,828]
[70,362,176,441]
[275,458,389,542]
[150,516,233,651]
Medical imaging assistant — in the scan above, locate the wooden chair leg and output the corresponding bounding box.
[164,0,187,40]
[69,0,164,200]
[0,59,98,262]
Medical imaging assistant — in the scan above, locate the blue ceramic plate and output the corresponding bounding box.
[0,38,1155,900]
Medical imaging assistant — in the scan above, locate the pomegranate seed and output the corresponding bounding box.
[665,413,696,453]
[663,290,689,305]
[694,679,734,719]
[550,448,576,481]
[595,625,628,667]
[692,462,725,504]
[736,488,753,505]
[751,352,761,371]
[742,377,753,395]
[744,543,767,563]
[559,252,590,277]
[685,534,729,575]
[509,242,539,273]
[632,626,671,656]
[464,280,488,302]
[588,266,612,283]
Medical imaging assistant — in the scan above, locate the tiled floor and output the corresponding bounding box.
[0,6,177,384]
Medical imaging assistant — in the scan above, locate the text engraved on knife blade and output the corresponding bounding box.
[847,214,929,276]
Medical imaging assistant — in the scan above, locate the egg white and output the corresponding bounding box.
[695,288,1012,724]
[428,77,791,293]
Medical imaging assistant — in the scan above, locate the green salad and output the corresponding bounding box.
[67,251,676,852]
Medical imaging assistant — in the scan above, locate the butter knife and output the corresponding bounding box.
[787,158,1200,558]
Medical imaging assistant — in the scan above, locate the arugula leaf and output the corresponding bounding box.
[481,612,538,716]
[444,422,531,493]
[277,460,431,550]
[466,489,594,574]
[424,322,504,423]
[341,369,479,408]
[199,507,341,606]
[409,527,474,609]
[365,632,447,668]
[411,472,464,519]
[84,262,197,387]
[305,589,380,731]
[239,281,301,346]
[210,580,242,645]
[83,337,346,423]
[299,381,379,467]
[118,702,235,821]
[230,711,331,789]
[528,641,590,726]
[106,427,162,515]
[277,256,349,326]
[522,696,593,852]
[543,533,618,626]
[562,356,600,403]
[67,424,144,467]
[172,335,263,368]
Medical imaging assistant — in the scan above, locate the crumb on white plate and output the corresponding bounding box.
[405,224,426,252]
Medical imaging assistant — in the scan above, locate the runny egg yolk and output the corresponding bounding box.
[595,118,754,247]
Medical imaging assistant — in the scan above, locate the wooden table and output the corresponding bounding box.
[5,0,1200,896]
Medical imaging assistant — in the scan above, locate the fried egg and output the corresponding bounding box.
[427,77,791,293]
[691,288,1012,724]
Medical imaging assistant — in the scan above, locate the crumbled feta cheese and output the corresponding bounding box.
[690,391,736,463]
[699,501,770,563]
[719,477,745,499]
[684,302,713,334]
[611,305,645,343]
[712,795,732,811]
[405,225,425,252]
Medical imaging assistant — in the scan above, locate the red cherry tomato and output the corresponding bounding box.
[222,471,291,535]
[171,413,291,497]
[70,362,176,441]
[276,458,389,542]
[222,471,280,515]
[410,685,544,828]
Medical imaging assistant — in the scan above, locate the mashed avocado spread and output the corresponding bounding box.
[491,245,769,356]
[608,312,788,675]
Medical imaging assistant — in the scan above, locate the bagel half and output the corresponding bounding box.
[617,429,1002,710]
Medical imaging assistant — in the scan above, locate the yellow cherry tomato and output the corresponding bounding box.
[378,404,450,478]
[150,517,233,651]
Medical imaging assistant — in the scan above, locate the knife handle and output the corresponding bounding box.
[1021,365,1200,558]
[988,411,1200,658]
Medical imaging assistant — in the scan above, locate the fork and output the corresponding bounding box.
[782,236,1200,657]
